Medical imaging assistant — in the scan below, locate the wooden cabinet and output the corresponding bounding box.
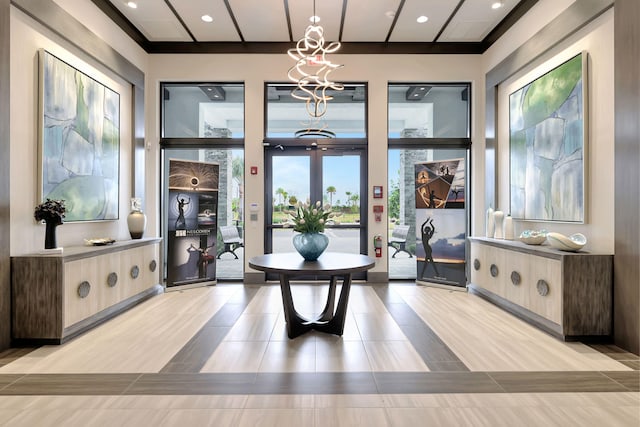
[468,237,612,340]
[11,238,162,344]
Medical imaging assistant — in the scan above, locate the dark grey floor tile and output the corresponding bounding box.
[489,371,629,393]
[374,372,500,394]
[0,374,138,395]
[371,286,469,371]
[602,371,640,391]
[253,372,378,395]
[128,373,258,395]
[160,327,230,373]
[589,344,640,361]
[0,375,25,390]
[620,360,640,370]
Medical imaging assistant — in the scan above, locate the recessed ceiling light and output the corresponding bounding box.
[126,1,137,8]
[491,2,504,9]
[309,15,320,24]
[201,14,213,23]
[385,11,395,19]
[417,15,429,24]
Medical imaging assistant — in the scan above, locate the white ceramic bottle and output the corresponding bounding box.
[486,207,495,238]
[493,211,504,239]
[503,215,514,240]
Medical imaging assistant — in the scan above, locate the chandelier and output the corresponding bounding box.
[287,0,343,119]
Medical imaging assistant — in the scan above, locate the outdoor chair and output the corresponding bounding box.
[388,225,412,258]
[218,225,244,259]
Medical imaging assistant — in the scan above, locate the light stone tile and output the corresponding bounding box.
[0,288,235,374]
[314,394,386,408]
[106,394,248,409]
[354,313,407,341]
[258,339,317,372]
[0,409,22,425]
[363,341,429,372]
[315,339,372,372]
[237,408,315,427]
[244,394,315,408]
[400,287,632,372]
[224,313,279,341]
[200,341,268,372]
[158,409,243,427]
[315,407,391,426]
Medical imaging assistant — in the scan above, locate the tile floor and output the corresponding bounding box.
[0,283,637,426]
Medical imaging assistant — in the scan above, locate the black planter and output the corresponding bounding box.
[44,220,59,249]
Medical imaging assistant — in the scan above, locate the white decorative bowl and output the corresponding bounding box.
[546,232,587,252]
[518,230,547,245]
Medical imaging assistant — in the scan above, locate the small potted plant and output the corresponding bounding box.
[34,198,66,249]
[287,201,335,261]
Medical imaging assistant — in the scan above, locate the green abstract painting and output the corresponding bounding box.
[39,50,120,221]
[509,53,586,222]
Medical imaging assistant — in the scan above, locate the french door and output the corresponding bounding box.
[265,143,367,279]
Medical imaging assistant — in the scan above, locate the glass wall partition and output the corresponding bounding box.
[160,82,244,282]
[388,83,471,281]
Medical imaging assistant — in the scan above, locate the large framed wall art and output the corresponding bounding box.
[38,49,120,221]
[509,52,587,222]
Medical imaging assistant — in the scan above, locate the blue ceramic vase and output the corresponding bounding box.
[292,232,329,261]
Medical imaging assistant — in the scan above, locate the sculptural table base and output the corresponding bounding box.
[278,274,352,339]
[248,252,375,340]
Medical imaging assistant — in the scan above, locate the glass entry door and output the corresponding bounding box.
[265,144,367,278]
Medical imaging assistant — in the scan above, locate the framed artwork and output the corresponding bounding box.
[38,49,120,221]
[509,52,587,222]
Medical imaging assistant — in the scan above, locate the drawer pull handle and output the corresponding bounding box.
[536,279,550,296]
[131,265,140,279]
[78,281,91,298]
[107,272,118,287]
[510,271,521,285]
[149,260,157,272]
[490,264,499,277]
[473,259,480,271]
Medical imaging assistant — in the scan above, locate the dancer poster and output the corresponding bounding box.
[415,159,466,287]
[167,159,219,288]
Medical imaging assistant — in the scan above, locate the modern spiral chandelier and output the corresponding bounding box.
[287,0,343,119]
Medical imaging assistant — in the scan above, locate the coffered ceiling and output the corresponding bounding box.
[91,0,538,54]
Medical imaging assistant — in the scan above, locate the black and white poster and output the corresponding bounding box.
[415,159,466,287]
[167,159,219,288]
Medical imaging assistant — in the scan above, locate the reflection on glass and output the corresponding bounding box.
[266,83,366,138]
[162,83,244,138]
[271,155,310,225]
[322,155,361,225]
[388,84,470,139]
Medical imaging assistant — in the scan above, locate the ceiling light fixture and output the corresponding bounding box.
[126,1,137,9]
[309,15,320,23]
[491,1,504,9]
[201,15,213,23]
[287,0,343,119]
[417,15,429,23]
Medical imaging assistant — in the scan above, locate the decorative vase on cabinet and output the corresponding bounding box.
[127,198,146,239]
[293,232,329,261]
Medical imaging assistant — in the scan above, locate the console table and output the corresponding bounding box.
[468,237,612,340]
[11,238,162,344]
[249,252,375,339]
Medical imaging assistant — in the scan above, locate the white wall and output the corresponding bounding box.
[145,53,484,274]
[9,5,146,255]
[482,2,615,253]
